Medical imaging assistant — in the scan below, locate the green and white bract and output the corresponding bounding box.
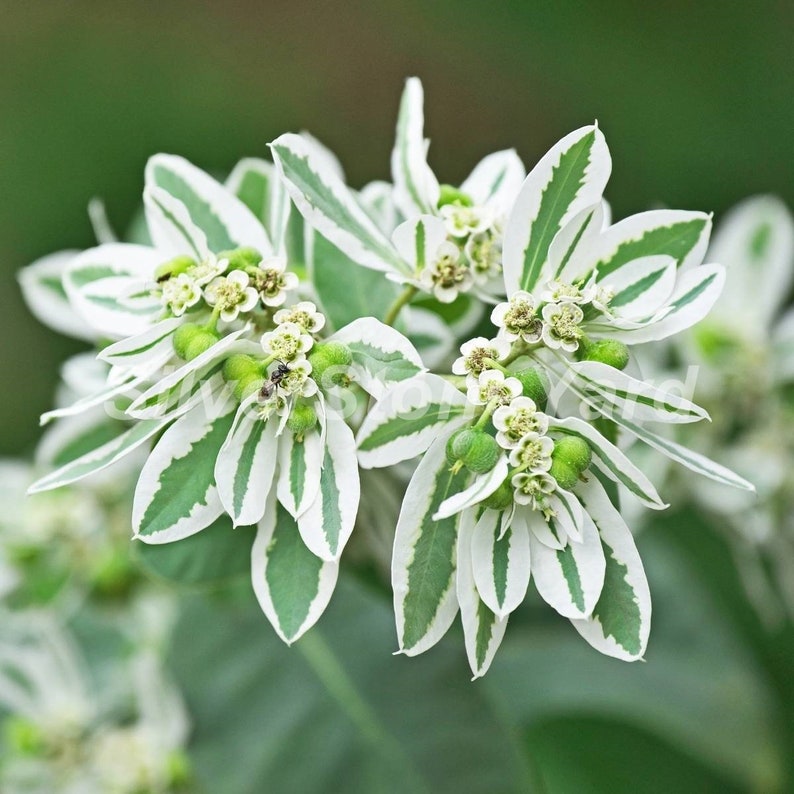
[18,77,755,677]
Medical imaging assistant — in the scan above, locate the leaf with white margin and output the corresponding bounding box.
[98,317,182,370]
[214,402,278,528]
[133,401,237,544]
[17,250,95,341]
[547,416,666,509]
[29,418,168,493]
[35,409,119,469]
[603,411,755,492]
[457,508,508,679]
[571,477,650,660]
[547,487,585,543]
[391,77,440,217]
[601,265,726,344]
[393,430,469,656]
[226,158,291,256]
[251,495,339,645]
[547,202,605,283]
[471,508,531,619]
[143,186,211,262]
[401,306,455,370]
[126,328,249,419]
[521,507,565,551]
[708,195,794,330]
[392,214,447,272]
[433,457,508,520]
[600,255,677,320]
[276,425,324,519]
[502,125,611,294]
[330,317,425,399]
[359,180,399,234]
[146,154,272,255]
[568,361,710,424]
[460,149,525,215]
[63,243,162,337]
[528,508,606,620]
[592,210,712,281]
[356,373,469,468]
[298,413,360,561]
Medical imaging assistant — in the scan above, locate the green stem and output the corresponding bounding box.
[383,285,418,327]
[594,416,621,510]
[474,398,499,430]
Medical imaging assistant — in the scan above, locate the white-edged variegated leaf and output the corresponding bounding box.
[401,306,455,370]
[568,360,709,424]
[433,457,508,520]
[527,507,606,620]
[143,186,211,261]
[604,412,756,492]
[392,214,447,271]
[270,133,408,275]
[503,125,611,294]
[521,507,565,551]
[225,158,291,256]
[214,403,278,528]
[393,430,469,655]
[297,413,359,561]
[133,401,237,543]
[547,416,666,509]
[456,508,508,679]
[98,317,182,370]
[602,265,726,344]
[17,250,95,341]
[391,77,440,217]
[460,149,525,215]
[471,508,531,619]
[146,154,272,255]
[600,255,677,320]
[548,202,605,283]
[356,373,469,468]
[572,477,651,660]
[592,210,712,280]
[359,180,399,234]
[126,329,248,419]
[29,418,167,494]
[251,494,339,644]
[35,408,119,469]
[63,243,162,337]
[276,426,324,519]
[547,487,585,543]
[330,317,425,399]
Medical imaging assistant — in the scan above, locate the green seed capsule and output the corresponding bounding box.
[218,247,262,270]
[552,436,592,472]
[173,323,218,360]
[581,339,630,371]
[437,184,473,208]
[446,428,501,473]
[223,354,261,384]
[154,255,196,282]
[482,479,513,510]
[287,402,318,437]
[514,367,548,410]
[549,457,580,490]
[308,342,353,386]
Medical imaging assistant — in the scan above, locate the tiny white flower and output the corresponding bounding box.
[419,241,474,303]
[467,368,523,406]
[493,397,549,448]
[452,336,511,383]
[511,471,557,511]
[491,291,542,343]
[540,279,592,304]
[190,255,229,286]
[276,360,318,398]
[160,273,201,317]
[439,203,494,238]
[508,432,554,472]
[251,256,300,307]
[204,269,259,322]
[260,321,314,362]
[541,302,584,352]
[273,300,326,333]
[465,230,503,284]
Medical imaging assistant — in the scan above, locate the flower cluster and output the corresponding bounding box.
[18,77,754,679]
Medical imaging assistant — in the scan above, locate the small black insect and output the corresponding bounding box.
[259,361,290,400]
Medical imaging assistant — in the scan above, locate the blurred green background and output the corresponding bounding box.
[2,2,793,791]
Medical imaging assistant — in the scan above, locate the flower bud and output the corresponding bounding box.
[218,247,262,270]
[580,339,629,371]
[481,479,513,510]
[438,184,474,208]
[446,427,501,473]
[308,342,353,386]
[548,457,579,491]
[513,367,548,410]
[155,255,195,282]
[286,401,318,438]
[4,716,45,756]
[552,436,592,472]
[173,323,220,361]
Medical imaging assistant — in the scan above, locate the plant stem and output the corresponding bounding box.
[383,285,418,327]
[594,415,621,510]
